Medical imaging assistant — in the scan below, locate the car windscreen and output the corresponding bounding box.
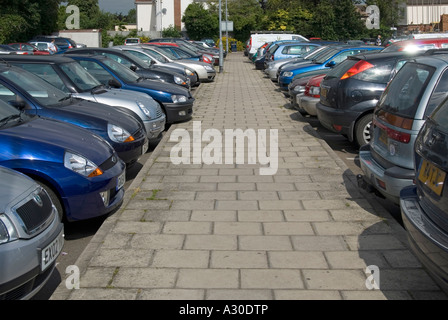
[102,58,140,83]
[143,48,169,63]
[0,68,70,107]
[156,46,180,60]
[60,61,102,92]
[377,62,435,118]
[313,48,340,64]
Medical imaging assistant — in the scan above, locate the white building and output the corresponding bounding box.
[400,0,448,25]
[136,0,197,37]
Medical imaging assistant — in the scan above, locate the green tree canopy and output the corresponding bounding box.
[182,2,219,40]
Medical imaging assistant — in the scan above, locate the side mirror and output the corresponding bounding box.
[8,100,26,110]
[130,64,137,72]
[108,78,122,88]
[326,61,336,68]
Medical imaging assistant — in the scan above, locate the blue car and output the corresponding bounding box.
[0,100,126,222]
[66,54,195,124]
[278,45,383,91]
[0,64,148,167]
[268,42,321,62]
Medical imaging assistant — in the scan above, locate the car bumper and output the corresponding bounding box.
[278,76,293,91]
[144,115,166,141]
[114,135,148,166]
[63,158,126,221]
[298,95,320,116]
[0,213,64,300]
[400,185,448,294]
[163,102,194,123]
[358,144,414,204]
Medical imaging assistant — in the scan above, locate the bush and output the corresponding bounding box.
[163,25,182,38]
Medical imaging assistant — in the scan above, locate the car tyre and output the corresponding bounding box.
[355,113,372,147]
[37,181,64,222]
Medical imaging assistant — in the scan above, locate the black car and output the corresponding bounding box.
[400,95,448,295]
[316,51,424,147]
[65,47,191,90]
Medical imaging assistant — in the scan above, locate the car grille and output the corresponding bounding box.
[15,189,53,235]
[155,104,164,118]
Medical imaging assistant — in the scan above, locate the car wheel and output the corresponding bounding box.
[355,114,373,147]
[37,181,64,222]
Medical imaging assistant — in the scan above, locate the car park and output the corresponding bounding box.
[316,51,424,147]
[8,43,50,55]
[358,52,448,204]
[0,165,64,300]
[66,54,195,124]
[0,99,126,222]
[111,45,200,87]
[278,45,383,91]
[400,96,448,295]
[142,45,216,82]
[0,63,148,167]
[0,55,166,143]
[65,47,191,90]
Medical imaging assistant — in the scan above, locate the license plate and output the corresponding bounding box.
[379,128,388,146]
[117,169,126,191]
[142,141,149,155]
[40,229,64,272]
[418,159,446,196]
[320,87,328,98]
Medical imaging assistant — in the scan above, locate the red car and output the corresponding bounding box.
[8,43,50,55]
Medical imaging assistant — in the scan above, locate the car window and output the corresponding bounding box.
[35,43,48,51]
[441,43,448,48]
[101,53,133,67]
[126,50,154,65]
[378,62,435,118]
[14,63,68,92]
[60,61,102,92]
[77,60,116,85]
[352,60,394,83]
[284,45,308,55]
[432,98,448,132]
[143,48,168,62]
[330,50,364,64]
[425,69,448,117]
[172,47,194,59]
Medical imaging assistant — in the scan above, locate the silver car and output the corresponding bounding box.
[359,52,448,204]
[0,166,64,300]
[2,55,166,142]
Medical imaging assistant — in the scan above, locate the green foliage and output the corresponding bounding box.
[182,2,219,40]
[162,25,183,38]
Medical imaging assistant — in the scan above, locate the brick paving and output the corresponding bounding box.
[51,53,448,300]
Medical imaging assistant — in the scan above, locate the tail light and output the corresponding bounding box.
[373,112,413,144]
[341,60,374,80]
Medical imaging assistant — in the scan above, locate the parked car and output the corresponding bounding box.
[382,37,448,53]
[0,165,64,300]
[316,50,424,147]
[288,69,331,110]
[278,45,383,91]
[0,100,126,222]
[30,36,77,54]
[268,41,321,63]
[358,52,448,204]
[0,45,20,55]
[64,47,191,90]
[0,55,166,143]
[246,32,308,59]
[29,41,59,55]
[142,45,216,82]
[124,38,141,46]
[8,43,50,55]
[0,64,148,167]
[297,73,327,116]
[400,96,448,295]
[111,45,200,87]
[66,54,195,124]
[146,42,213,65]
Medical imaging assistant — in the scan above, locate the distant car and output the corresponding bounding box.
[66,54,195,124]
[8,43,50,55]
[29,41,59,54]
[297,73,327,116]
[125,38,141,46]
[65,47,191,90]
[0,99,126,222]
[287,69,330,112]
[30,36,76,53]
[268,42,321,63]
[382,38,448,53]
[0,55,166,143]
[0,63,148,167]
[0,165,64,300]
[359,52,448,204]
[278,45,384,91]
[316,50,425,147]
[400,96,448,295]
[0,45,21,55]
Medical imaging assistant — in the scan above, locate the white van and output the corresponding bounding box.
[247,32,309,57]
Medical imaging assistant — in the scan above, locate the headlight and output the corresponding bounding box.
[108,124,135,143]
[137,101,151,119]
[293,85,305,93]
[64,151,103,177]
[185,68,195,76]
[283,72,293,77]
[172,95,188,103]
[310,86,320,96]
[203,65,214,72]
[0,214,18,245]
[174,76,186,85]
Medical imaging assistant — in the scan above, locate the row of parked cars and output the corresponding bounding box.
[0,36,220,299]
[252,36,448,294]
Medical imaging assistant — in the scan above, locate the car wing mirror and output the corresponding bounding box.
[8,100,26,110]
[108,78,122,88]
[325,61,336,68]
[130,64,137,72]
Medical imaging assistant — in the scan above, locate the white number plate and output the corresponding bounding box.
[117,169,126,191]
[41,229,64,272]
[142,141,149,155]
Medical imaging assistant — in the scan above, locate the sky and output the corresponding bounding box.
[98,0,135,14]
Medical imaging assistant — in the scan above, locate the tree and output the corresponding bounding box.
[182,2,219,40]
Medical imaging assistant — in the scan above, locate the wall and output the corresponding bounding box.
[57,29,102,47]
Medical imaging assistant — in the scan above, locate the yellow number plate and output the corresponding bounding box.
[320,87,328,98]
[418,159,446,196]
[379,128,388,146]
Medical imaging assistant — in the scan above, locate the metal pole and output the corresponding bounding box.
[226,0,229,54]
[219,0,223,73]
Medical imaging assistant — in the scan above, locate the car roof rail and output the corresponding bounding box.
[423,48,448,55]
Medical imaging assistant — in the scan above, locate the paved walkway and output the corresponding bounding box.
[51,53,448,300]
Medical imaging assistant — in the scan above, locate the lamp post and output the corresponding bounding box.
[219,0,223,73]
[225,0,228,54]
